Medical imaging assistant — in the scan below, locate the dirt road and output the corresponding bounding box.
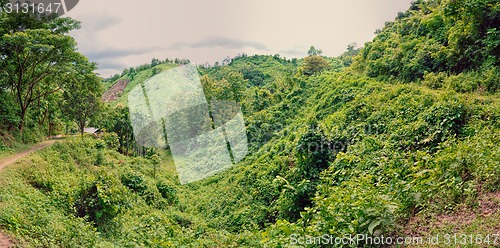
[0,139,60,171]
[0,234,13,248]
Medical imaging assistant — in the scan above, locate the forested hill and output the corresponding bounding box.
[354,0,499,91]
[0,0,499,246]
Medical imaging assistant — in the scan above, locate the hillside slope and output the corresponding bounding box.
[0,0,498,246]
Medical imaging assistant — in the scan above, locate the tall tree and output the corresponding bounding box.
[307,46,322,56]
[61,60,103,136]
[0,15,82,138]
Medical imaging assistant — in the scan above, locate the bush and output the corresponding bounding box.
[101,132,120,151]
[75,173,131,227]
[156,180,178,205]
[120,171,148,194]
[423,71,447,89]
[444,72,480,93]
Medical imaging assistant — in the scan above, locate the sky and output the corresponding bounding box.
[66,0,414,77]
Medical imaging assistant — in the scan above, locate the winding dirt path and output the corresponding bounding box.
[0,139,59,171]
[0,138,63,247]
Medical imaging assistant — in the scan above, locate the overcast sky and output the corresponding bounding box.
[66,0,414,77]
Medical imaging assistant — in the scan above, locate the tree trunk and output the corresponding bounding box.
[125,131,130,155]
[80,120,85,137]
[47,112,52,137]
[19,108,27,141]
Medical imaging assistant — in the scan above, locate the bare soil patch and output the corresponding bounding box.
[102,79,130,102]
[0,232,13,248]
[404,191,500,236]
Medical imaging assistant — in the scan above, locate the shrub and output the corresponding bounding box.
[156,180,178,205]
[423,71,447,89]
[75,173,131,227]
[120,171,147,194]
[101,132,120,151]
[302,175,398,237]
[444,72,480,93]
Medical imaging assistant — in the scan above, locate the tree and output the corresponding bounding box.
[200,75,217,101]
[0,89,17,131]
[201,72,247,102]
[307,46,322,56]
[0,16,82,138]
[61,60,102,136]
[96,106,135,155]
[151,58,160,67]
[347,42,357,52]
[225,71,247,102]
[342,43,361,67]
[302,56,330,76]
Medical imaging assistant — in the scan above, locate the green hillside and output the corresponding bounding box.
[0,0,499,247]
[103,62,181,106]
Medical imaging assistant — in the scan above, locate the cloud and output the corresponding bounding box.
[94,60,128,71]
[77,12,122,33]
[279,46,307,57]
[171,37,269,51]
[84,47,160,62]
[278,45,309,57]
[81,47,162,76]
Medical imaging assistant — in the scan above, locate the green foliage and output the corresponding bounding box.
[201,71,248,102]
[101,132,120,151]
[120,171,147,194]
[156,180,178,205]
[305,175,398,236]
[423,71,447,89]
[75,172,131,227]
[0,11,106,144]
[0,90,18,130]
[61,59,103,136]
[0,16,85,138]
[302,55,330,76]
[355,0,500,92]
[341,43,361,66]
[0,136,199,246]
[1,1,499,245]
[296,123,337,180]
[95,106,135,155]
[2,60,499,247]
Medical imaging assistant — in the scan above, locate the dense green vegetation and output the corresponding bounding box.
[354,0,499,91]
[0,10,102,144]
[0,0,499,247]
